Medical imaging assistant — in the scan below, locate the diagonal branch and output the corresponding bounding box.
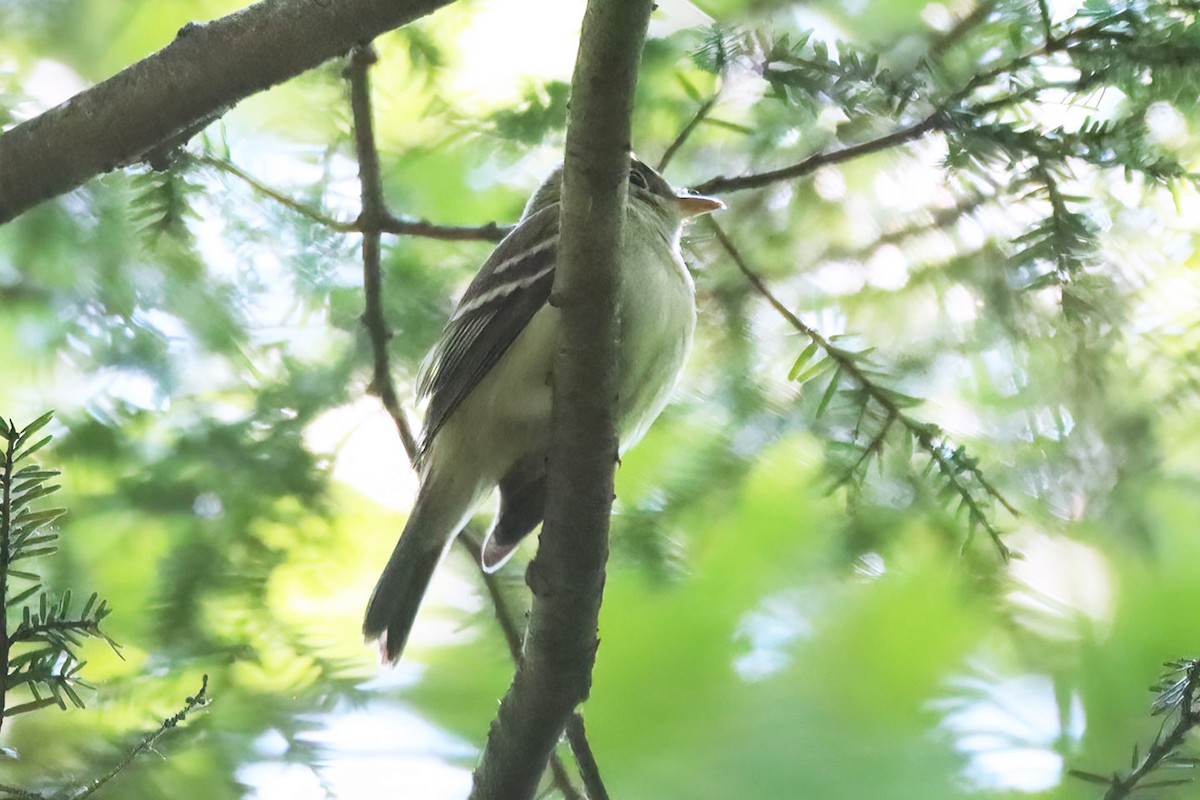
[689,11,1138,200]
[0,0,459,224]
[657,88,721,173]
[692,111,944,195]
[710,219,1015,559]
[929,0,1000,58]
[71,676,211,800]
[197,154,511,242]
[1071,659,1200,799]
[197,154,357,232]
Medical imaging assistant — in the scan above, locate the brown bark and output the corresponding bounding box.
[0,0,456,224]
[467,0,654,797]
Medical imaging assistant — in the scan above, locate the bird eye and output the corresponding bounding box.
[628,168,648,189]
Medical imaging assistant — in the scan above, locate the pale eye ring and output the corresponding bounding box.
[628,169,648,189]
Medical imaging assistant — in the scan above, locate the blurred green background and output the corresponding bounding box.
[3,0,1200,797]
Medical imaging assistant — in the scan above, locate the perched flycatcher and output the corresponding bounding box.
[364,157,723,662]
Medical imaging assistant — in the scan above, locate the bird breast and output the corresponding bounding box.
[613,225,696,452]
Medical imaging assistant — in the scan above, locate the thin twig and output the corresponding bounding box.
[692,111,944,195]
[692,11,1137,199]
[709,218,1015,559]
[380,213,511,242]
[565,714,609,800]
[196,155,510,242]
[657,89,720,173]
[928,0,999,58]
[346,47,593,800]
[196,154,356,232]
[71,676,210,800]
[456,531,525,662]
[1104,661,1200,799]
[1036,0,1054,44]
[1070,660,1200,799]
[348,45,421,464]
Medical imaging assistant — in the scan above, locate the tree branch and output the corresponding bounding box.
[565,714,610,800]
[0,0,458,224]
[71,675,210,800]
[928,0,999,58]
[657,88,721,173]
[198,154,511,241]
[379,213,511,242]
[468,0,654,796]
[348,46,422,463]
[692,111,944,196]
[346,49,592,799]
[710,219,1015,560]
[196,155,357,232]
[1070,659,1200,799]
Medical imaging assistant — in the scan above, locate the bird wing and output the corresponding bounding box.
[416,205,559,452]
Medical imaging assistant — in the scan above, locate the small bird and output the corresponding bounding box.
[363,157,723,662]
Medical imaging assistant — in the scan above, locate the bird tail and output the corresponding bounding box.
[363,475,475,663]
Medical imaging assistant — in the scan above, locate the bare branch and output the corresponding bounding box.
[657,89,721,173]
[692,111,943,196]
[928,1,999,58]
[348,45,421,464]
[197,154,510,242]
[379,213,511,242]
[196,155,356,232]
[0,0,459,224]
[565,714,610,800]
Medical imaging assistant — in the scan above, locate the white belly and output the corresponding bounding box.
[425,225,695,492]
[613,233,696,451]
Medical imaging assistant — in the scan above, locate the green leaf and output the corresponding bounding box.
[787,341,821,381]
[7,569,41,581]
[12,508,67,530]
[3,697,61,717]
[816,367,843,418]
[700,118,755,135]
[12,411,54,451]
[61,681,86,710]
[791,357,833,386]
[12,466,60,480]
[8,583,41,606]
[11,482,60,506]
[676,71,704,103]
[1066,769,1112,785]
[14,435,52,464]
[11,546,58,561]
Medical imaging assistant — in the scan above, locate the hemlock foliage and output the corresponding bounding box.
[2,1,1200,797]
